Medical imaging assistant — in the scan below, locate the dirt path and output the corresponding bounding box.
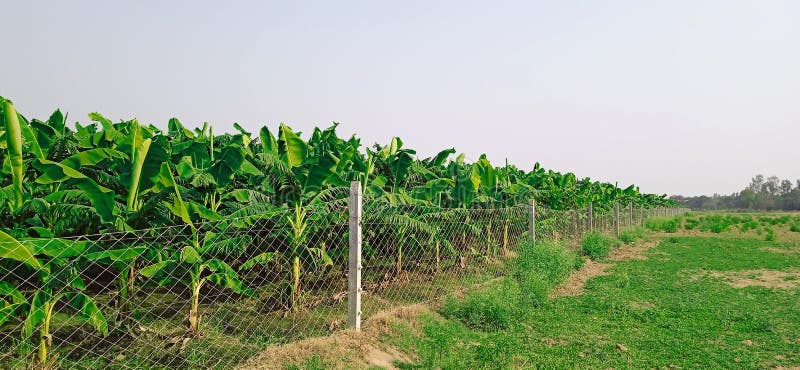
[552,240,659,297]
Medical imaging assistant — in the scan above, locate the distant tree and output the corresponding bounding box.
[675,174,800,211]
[748,175,765,191]
[763,176,780,195]
[780,179,793,195]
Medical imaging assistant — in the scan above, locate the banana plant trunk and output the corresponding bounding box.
[486,222,493,257]
[434,241,441,273]
[117,264,137,328]
[38,301,53,366]
[502,222,509,255]
[291,256,301,311]
[188,281,201,336]
[395,245,403,276]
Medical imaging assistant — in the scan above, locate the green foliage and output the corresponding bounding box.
[442,283,517,331]
[697,215,732,233]
[619,227,648,244]
[581,232,619,260]
[573,255,587,270]
[514,239,577,306]
[764,227,775,241]
[789,223,800,233]
[740,220,760,232]
[645,217,679,233]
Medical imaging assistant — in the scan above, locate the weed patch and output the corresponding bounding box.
[514,239,578,306]
[581,232,620,260]
[442,283,517,331]
[645,218,679,233]
[619,227,648,244]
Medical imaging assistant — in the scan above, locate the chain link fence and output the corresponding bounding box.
[0,190,688,369]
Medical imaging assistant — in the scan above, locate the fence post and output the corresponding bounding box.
[348,181,362,331]
[587,202,593,232]
[614,202,620,236]
[529,199,536,243]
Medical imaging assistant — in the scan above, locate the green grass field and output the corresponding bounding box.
[368,219,800,369]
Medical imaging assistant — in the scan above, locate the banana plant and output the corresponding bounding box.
[140,163,251,336]
[2,100,24,210]
[0,231,107,368]
[83,246,147,330]
[139,239,251,337]
[373,137,416,192]
[279,205,333,311]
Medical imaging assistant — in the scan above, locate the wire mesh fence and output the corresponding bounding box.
[0,192,689,369]
[359,201,529,322]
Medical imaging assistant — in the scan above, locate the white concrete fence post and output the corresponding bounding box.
[614,202,620,236]
[529,199,536,243]
[348,181,362,331]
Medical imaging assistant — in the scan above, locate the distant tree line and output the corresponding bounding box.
[671,175,800,211]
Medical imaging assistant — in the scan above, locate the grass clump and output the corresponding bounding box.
[619,227,648,244]
[514,239,578,306]
[287,355,327,370]
[581,231,619,260]
[697,215,732,233]
[645,218,679,233]
[789,224,800,233]
[442,283,517,331]
[765,227,776,241]
[441,239,584,329]
[740,220,760,232]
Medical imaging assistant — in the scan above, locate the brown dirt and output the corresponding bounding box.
[551,260,612,297]
[629,301,656,310]
[608,241,658,261]
[696,269,800,289]
[237,305,429,369]
[539,337,568,347]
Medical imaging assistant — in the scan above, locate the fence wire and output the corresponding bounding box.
[0,200,687,369]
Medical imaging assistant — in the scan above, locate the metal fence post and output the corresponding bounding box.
[529,199,536,243]
[614,202,620,236]
[348,181,362,331]
[588,202,593,232]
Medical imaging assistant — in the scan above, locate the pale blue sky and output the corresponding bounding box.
[3,1,798,196]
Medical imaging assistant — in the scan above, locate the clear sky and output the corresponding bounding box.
[2,1,798,196]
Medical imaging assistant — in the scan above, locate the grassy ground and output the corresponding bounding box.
[354,215,800,369]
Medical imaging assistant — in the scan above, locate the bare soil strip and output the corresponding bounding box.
[697,269,800,289]
[551,260,612,297]
[238,305,429,370]
[761,246,800,254]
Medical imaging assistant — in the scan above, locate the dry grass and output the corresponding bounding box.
[697,269,800,289]
[237,305,431,370]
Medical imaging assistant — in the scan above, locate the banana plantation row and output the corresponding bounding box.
[0,97,672,368]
